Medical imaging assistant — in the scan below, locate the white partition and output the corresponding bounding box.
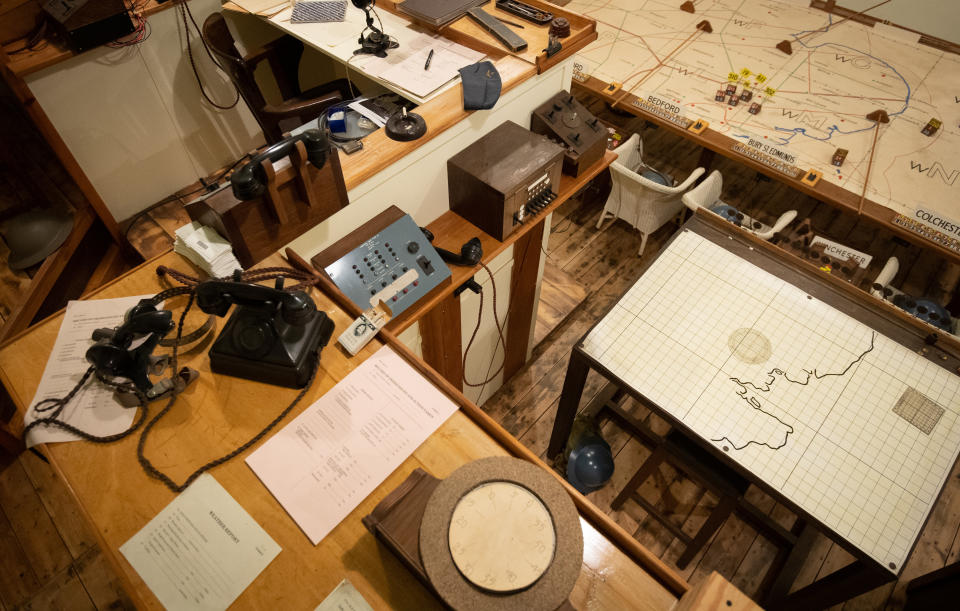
[24,0,263,222]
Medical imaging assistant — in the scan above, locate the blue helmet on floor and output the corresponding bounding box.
[566,435,615,495]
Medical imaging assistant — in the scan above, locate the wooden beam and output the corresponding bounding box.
[0,50,122,246]
[0,206,95,342]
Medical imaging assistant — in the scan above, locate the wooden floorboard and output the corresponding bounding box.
[482,106,960,607]
[1,93,958,610]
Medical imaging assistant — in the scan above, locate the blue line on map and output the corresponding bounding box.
[770,14,911,146]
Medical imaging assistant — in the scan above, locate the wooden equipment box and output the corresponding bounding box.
[530,90,606,177]
[187,141,349,268]
[447,120,564,241]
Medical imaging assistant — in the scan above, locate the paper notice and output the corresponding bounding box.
[24,296,151,448]
[246,345,458,544]
[315,579,374,611]
[120,474,280,611]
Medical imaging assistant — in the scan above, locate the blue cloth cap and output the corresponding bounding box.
[458,61,501,110]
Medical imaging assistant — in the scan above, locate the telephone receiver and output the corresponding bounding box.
[231,129,329,201]
[196,276,317,327]
[419,227,482,266]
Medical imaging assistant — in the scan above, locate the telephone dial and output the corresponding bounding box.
[197,274,335,387]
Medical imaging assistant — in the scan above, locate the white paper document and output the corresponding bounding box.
[120,474,281,611]
[247,345,458,544]
[360,35,485,99]
[315,579,374,611]
[24,296,151,448]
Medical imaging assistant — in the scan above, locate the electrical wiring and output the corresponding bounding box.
[176,0,240,110]
[123,152,251,246]
[107,0,152,48]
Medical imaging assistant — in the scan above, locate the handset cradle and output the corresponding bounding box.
[197,275,335,388]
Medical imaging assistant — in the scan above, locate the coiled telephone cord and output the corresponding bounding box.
[24,266,322,493]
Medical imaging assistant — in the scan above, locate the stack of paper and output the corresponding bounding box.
[174,222,242,278]
[230,0,289,17]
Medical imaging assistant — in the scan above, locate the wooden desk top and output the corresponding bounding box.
[0,251,684,610]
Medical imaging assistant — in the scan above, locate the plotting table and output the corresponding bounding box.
[568,0,960,257]
[547,210,960,609]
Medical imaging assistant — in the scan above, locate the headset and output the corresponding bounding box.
[231,129,329,201]
[419,227,483,266]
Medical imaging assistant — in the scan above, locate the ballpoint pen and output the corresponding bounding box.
[424,49,434,70]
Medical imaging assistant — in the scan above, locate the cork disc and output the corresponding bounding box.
[420,457,583,611]
[448,481,556,592]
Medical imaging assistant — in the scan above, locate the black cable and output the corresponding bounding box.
[123,152,250,246]
[6,17,47,55]
[22,267,323,493]
[177,0,240,110]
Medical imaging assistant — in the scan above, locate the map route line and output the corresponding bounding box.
[770,16,911,145]
[710,331,877,452]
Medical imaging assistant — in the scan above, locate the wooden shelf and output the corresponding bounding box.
[3,1,177,78]
[396,149,618,335]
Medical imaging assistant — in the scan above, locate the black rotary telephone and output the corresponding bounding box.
[197,274,335,388]
[230,129,329,201]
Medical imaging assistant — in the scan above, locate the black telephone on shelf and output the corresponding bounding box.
[196,276,335,388]
[419,227,482,267]
[230,129,329,201]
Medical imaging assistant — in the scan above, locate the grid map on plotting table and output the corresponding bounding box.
[582,231,960,573]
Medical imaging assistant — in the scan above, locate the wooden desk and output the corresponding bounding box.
[0,250,686,609]
[547,210,960,609]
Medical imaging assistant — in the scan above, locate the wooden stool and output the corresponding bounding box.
[599,385,799,576]
[611,429,749,569]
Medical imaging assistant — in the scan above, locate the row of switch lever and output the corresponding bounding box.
[527,190,557,215]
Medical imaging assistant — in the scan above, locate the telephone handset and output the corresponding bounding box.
[230,129,329,201]
[419,227,483,266]
[196,275,334,387]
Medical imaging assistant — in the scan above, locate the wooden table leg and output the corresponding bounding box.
[696,147,716,172]
[419,292,464,389]
[767,554,893,610]
[547,348,591,458]
[503,221,545,381]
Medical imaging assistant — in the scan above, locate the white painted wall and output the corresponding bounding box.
[25,0,264,222]
[286,58,576,256]
[839,0,960,44]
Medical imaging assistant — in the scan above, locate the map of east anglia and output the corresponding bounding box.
[568,0,960,219]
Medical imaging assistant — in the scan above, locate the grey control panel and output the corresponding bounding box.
[323,214,451,317]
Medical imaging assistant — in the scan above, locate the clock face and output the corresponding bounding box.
[447,481,556,593]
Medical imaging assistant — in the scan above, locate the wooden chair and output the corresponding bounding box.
[202,12,352,144]
[602,390,798,571]
[596,133,705,256]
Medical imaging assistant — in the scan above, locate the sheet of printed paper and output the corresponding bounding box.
[246,345,459,544]
[24,295,152,448]
[315,579,374,611]
[120,474,280,611]
[582,230,960,573]
[365,34,485,99]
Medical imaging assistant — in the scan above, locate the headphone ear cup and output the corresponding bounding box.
[125,299,158,322]
[302,129,328,167]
